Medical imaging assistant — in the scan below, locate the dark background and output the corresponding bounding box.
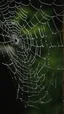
[0,63,27,114]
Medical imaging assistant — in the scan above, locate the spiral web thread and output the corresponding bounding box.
[0,0,63,109]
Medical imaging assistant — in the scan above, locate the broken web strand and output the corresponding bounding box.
[0,0,63,109]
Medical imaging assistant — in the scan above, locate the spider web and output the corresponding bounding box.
[0,0,63,109]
